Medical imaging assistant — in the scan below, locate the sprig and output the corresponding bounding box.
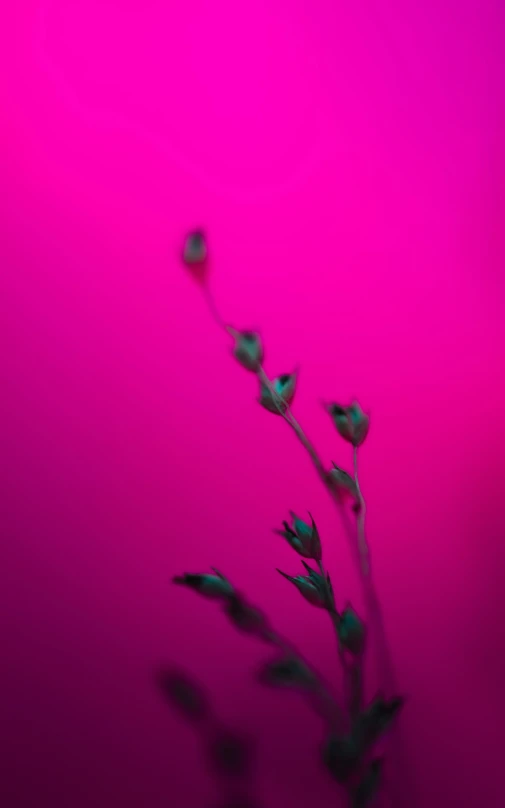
[176,229,405,804]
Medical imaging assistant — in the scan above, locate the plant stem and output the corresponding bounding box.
[352,448,397,698]
[317,559,341,648]
[257,366,395,695]
[256,368,359,555]
[317,558,356,723]
[197,279,411,802]
[203,284,228,330]
[201,288,395,693]
[353,447,370,576]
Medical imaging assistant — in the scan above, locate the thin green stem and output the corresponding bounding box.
[317,557,354,722]
[257,366,326,475]
[200,287,395,696]
[203,284,227,330]
[353,447,370,576]
[197,277,408,802]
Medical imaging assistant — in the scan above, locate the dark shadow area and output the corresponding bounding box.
[156,664,263,808]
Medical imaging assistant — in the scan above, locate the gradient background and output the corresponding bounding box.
[2,1,505,807]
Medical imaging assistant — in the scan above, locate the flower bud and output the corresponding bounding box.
[274,511,322,561]
[182,230,207,265]
[223,594,270,639]
[258,654,317,690]
[276,561,329,608]
[173,568,234,600]
[259,371,297,414]
[325,401,370,447]
[327,463,359,503]
[156,668,209,723]
[228,328,264,372]
[338,605,365,655]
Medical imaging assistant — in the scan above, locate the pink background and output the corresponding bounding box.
[2,1,505,806]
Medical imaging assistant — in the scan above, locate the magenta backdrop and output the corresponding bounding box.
[1,2,505,807]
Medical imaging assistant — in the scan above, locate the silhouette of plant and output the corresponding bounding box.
[172,230,406,806]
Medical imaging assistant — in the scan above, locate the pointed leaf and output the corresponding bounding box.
[307,512,322,561]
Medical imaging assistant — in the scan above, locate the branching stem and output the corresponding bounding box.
[353,446,370,576]
[202,284,396,697]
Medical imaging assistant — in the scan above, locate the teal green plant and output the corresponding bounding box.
[174,230,405,805]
